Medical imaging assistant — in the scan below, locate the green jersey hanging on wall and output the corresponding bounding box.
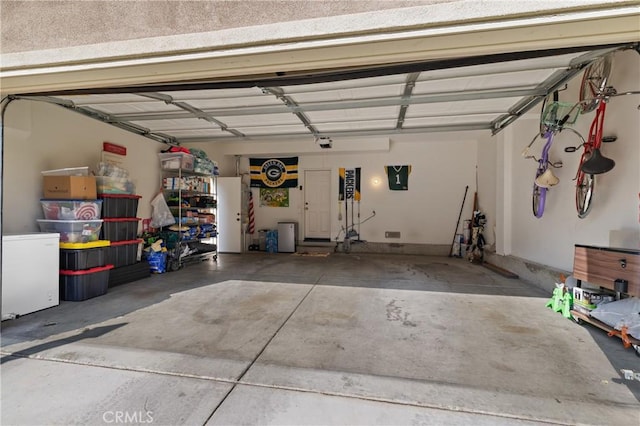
[385,165,411,190]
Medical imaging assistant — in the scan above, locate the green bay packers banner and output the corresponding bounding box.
[385,165,411,190]
[250,157,298,188]
[338,167,361,201]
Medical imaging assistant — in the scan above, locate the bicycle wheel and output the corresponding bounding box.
[532,182,546,218]
[579,55,612,114]
[576,171,595,218]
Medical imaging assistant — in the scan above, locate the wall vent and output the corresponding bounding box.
[385,231,401,238]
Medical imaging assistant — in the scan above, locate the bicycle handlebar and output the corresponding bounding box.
[580,89,640,103]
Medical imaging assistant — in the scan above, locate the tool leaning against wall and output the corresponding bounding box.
[465,170,486,264]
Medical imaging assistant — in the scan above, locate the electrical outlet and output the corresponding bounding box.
[385,231,401,238]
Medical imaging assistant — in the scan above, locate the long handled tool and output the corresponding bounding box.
[449,185,469,257]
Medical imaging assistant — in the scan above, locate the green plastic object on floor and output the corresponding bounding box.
[561,291,573,320]
[545,283,574,320]
[546,285,564,312]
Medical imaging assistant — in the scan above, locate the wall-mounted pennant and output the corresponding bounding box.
[385,165,411,190]
[250,157,298,188]
[338,167,361,201]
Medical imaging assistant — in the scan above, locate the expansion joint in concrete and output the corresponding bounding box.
[203,282,319,423]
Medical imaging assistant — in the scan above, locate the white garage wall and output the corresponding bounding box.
[496,49,640,271]
[2,100,162,234]
[197,133,480,246]
[2,99,481,251]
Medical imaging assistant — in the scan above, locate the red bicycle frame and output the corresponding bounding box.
[577,99,607,178]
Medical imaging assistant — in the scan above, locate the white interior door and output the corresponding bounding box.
[304,170,331,240]
[217,176,242,253]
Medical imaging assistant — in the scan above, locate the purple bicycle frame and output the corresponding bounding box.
[533,130,554,218]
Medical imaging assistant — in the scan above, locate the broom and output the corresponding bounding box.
[449,185,469,257]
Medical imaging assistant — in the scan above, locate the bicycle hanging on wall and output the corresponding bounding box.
[564,53,640,218]
[522,90,583,218]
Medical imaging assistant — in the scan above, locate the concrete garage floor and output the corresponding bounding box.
[1,253,639,425]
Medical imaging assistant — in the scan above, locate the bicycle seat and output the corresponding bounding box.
[535,169,560,188]
[581,148,615,174]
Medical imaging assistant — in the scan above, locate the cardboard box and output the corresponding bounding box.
[43,176,97,199]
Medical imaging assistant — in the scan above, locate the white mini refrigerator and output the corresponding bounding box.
[2,233,60,320]
[277,222,297,253]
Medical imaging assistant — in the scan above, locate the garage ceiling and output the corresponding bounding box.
[13,45,633,146]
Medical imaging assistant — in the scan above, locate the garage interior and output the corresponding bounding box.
[1,2,640,425]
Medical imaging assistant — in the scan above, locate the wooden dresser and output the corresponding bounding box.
[573,244,640,297]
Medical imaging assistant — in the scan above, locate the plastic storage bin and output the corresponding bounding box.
[159,152,194,171]
[100,194,141,218]
[101,218,141,242]
[59,240,110,270]
[41,199,103,220]
[59,264,114,301]
[37,219,103,243]
[41,167,89,176]
[109,262,150,287]
[107,239,141,268]
[96,176,136,195]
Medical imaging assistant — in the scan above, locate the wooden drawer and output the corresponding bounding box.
[573,245,640,297]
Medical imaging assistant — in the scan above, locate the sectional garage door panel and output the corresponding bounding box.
[12,45,628,144]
